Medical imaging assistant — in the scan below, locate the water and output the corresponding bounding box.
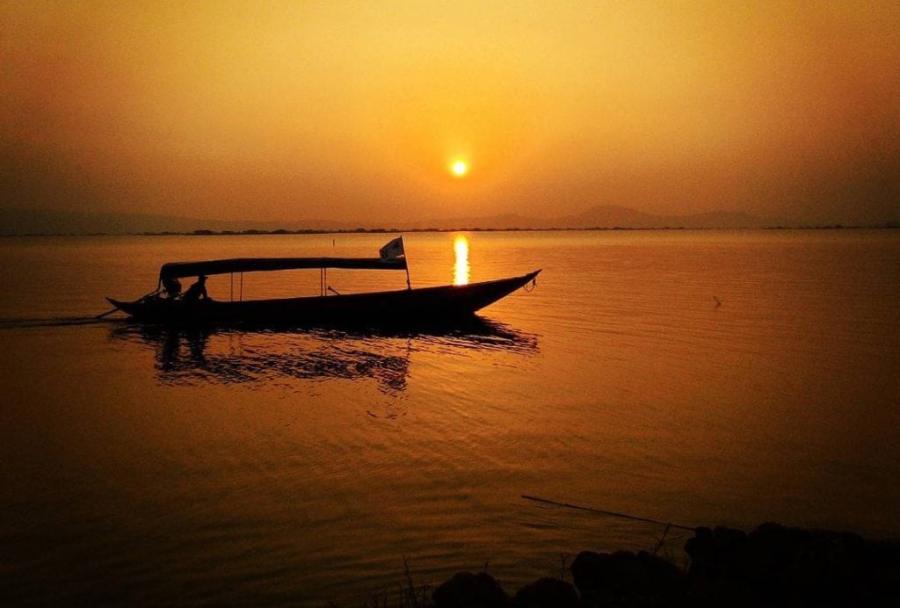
[1,230,898,605]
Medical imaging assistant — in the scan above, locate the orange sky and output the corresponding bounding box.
[2,1,898,224]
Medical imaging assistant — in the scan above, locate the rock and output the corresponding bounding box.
[636,550,684,590]
[685,526,748,581]
[433,571,510,608]
[513,577,578,608]
[571,550,684,606]
[683,523,900,606]
[867,540,900,606]
[744,523,870,603]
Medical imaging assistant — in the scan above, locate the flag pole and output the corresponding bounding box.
[380,236,411,289]
[402,236,411,289]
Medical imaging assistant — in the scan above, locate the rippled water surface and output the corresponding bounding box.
[1,231,898,605]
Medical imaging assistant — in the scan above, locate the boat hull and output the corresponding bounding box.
[108,270,540,326]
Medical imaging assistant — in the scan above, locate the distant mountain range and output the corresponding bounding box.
[0,205,880,236]
[407,206,778,230]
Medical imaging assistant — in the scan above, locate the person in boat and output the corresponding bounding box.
[182,274,208,302]
[162,275,182,299]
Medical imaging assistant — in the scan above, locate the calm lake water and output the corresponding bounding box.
[1,230,898,606]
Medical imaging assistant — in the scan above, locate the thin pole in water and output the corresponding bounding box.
[521,495,695,532]
[95,307,118,319]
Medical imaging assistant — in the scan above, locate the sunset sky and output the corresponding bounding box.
[2,1,898,225]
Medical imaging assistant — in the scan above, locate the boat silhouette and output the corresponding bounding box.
[107,237,540,326]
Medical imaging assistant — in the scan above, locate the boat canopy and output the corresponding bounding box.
[159,257,407,281]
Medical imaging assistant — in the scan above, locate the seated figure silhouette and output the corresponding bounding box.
[183,275,208,302]
[162,276,182,299]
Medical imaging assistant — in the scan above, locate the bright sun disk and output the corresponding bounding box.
[450,160,469,177]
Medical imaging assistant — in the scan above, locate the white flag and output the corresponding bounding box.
[379,236,405,260]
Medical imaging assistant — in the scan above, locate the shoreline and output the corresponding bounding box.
[359,522,900,607]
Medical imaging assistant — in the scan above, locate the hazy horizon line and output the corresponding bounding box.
[3,224,897,238]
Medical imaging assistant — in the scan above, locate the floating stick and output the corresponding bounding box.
[95,307,119,319]
[521,495,695,532]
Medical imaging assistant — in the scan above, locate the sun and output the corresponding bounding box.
[449,159,469,178]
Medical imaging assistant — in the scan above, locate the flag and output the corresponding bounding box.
[379,236,405,260]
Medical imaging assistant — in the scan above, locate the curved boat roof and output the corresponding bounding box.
[160,257,407,280]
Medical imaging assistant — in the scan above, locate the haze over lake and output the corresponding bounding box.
[1,230,897,606]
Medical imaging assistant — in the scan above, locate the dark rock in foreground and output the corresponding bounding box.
[571,550,684,607]
[513,577,579,607]
[684,522,900,606]
[433,571,510,608]
[417,522,900,608]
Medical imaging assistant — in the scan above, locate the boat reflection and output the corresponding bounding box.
[109,317,537,391]
[454,234,470,285]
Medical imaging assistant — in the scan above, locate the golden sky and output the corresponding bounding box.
[2,1,898,224]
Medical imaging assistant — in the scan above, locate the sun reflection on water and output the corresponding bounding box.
[453,235,470,286]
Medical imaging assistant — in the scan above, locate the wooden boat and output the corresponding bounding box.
[107,240,540,326]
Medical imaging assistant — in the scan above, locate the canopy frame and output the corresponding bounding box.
[158,255,411,298]
[159,256,407,282]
